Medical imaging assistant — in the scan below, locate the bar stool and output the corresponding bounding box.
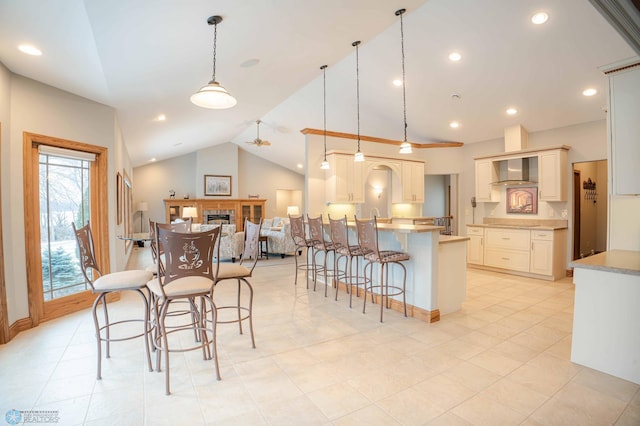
[289,214,317,288]
[328,215,369,307]
[355,216,410,322]
[307,214,338,297]
[72,222,154,380]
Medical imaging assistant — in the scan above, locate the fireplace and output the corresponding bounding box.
[203,209,235,225]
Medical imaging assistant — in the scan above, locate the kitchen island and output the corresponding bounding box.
[570,250,640,384]
[335,222,468,322]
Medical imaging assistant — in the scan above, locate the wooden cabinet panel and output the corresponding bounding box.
[326,153,364,203]
[530,238,553,275]
[475,160,499,202]
[539,149,568,201]
[401,161,424,203]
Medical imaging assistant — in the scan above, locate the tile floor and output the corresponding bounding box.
[1,247,639,425]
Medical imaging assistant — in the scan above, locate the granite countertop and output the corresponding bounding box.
[344,221,442,233]
[571,250,640,276]
[467,223,567,230]
[439,235,470,244]
[467,218,568,230]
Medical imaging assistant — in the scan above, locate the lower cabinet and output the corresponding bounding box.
[484,228,531,273]
[466,227,484,265]
[467,226,567,280]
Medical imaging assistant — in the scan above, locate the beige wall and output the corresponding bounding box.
[132,144,305,224]
[1,70,130,324]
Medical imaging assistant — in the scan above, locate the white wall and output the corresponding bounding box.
[1,73,130,324]
[423,175,446,217]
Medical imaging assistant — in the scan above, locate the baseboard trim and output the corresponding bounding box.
[8,317,33,341]
[331,279,440,323]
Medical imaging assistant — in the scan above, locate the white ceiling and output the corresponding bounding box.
[0,0,636,172]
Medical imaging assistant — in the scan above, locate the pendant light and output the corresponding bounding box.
[353,41,365,162]
[191,15,237,109]
[320,65,330,170]
[396,8,412,154]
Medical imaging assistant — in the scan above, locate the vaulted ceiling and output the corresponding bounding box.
[0,0,636,172]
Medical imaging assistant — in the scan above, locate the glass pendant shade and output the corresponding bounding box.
[320,159,330,169]
[399,142,413,154]
[191,81,237,109]
[354,151,365,162]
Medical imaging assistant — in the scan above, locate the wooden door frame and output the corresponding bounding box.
[23,132,109,326]
[573,170,581,260]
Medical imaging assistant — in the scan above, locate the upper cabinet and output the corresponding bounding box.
[325,153,364,203]
[608,63,640,195]
[398,161,425,203]
[539,148,568,201]
[475,159,499,202]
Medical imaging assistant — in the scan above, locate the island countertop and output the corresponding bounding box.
[570,250,640,276]
[344,222,443,233]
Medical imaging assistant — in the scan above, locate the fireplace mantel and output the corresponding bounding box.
[163,198,266,231]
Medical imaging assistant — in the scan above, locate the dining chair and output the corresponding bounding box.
[211,218,263,348]
[72,221,154,380]
[355,216,410,322]
[148,224,221,395]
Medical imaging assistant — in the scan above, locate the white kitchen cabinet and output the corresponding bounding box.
[325,153,364,203]
[608,64,640,195]
[475,159,499,202]
[484,228,531,272]
[466,226,484,265]
[400,161,424,203]
[530,230,554,275]
[538,149,568,201]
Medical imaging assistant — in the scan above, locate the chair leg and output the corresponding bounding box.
[136,288,153,373]
[206,295,221,381]
[102,295,111,359]
[92,293,105,380]
[159,300,171,395]
[237,280,243,335]
[244,279,256,349]
[294,247,299,286]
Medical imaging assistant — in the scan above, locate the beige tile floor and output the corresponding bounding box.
[1,246,639,425]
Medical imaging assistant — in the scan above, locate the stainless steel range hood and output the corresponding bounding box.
[492,125,537,185]
[494,158,536,185]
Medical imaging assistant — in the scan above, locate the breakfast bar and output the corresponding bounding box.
[339,222,468,322]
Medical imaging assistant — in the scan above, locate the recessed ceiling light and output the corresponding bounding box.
[531,12,549,25]
[506,108,518,115]
[297,163,303,169]
[392,79,403,87]
[449,121,460,128]
[582,88,597,97]
[149,158,157,162]
[18,44,42,56]
[156,114,166,121]
[448,52,462,62]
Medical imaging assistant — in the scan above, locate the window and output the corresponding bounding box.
[23,133,109,324]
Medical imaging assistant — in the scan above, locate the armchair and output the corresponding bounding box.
[200,224,244,262]
[260,217,297,257]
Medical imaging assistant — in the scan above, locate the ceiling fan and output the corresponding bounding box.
[245,120,271,147]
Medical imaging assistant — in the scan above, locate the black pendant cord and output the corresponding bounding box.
[211,21,218,82]
[400,11,407,142]
[321,65,328,162]
[353,41,361,152]
[396,8,408,143]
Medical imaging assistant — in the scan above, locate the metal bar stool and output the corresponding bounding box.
[307,214,338,297]
[72,222,154,380]
[289,214,318,288]
[355,216,410,322]
[328,215,369,307]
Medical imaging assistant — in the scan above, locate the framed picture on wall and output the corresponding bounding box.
[506,187,538,214]
[204,175,231,196]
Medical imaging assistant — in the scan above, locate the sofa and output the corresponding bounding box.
[198,223,244,262]
[260,217,297,257]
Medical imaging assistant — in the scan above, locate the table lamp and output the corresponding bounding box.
[182,207,198,221]
[138,202,149,232]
